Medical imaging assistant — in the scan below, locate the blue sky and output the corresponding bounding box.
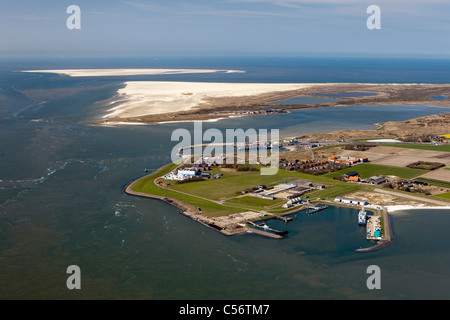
[1,0,449,58]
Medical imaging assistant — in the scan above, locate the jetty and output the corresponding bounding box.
[271,214,294,222]
[306,204,328,214]
[356,206,393,252]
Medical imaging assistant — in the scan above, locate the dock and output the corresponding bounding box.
[246,221,288,236]
[306,204,328,214]
[356,206,393,252]
[271,214,294,222]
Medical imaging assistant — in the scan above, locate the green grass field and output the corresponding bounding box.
[435,192,450,199]
[225,196,285,208]
[129,163,243,216]
[168,166,334,201]
[323,163,427,179]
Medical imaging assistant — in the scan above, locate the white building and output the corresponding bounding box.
[177,168,199,179]
[164,168,199,180]
[334,197,369,206]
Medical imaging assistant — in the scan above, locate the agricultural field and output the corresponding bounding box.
[417,167,450,183]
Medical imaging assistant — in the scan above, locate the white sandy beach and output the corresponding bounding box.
[101,81,324,119]
[386,205,450,213]
[21,68,245,77]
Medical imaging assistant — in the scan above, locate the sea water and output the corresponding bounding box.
[1,57,450,299]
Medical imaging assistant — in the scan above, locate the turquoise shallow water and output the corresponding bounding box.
[1,58,450,299]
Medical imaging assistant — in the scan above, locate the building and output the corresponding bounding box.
[283,197,303,208]
[344,171,359,178]
[334,197,369,206]
[178,168,199,178]
[368,176,387,185]
[328,155,369,165]
[164,168,200,180]
[345,176,360,182]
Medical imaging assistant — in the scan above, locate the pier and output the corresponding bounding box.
[306,204,328,214]
[246,221,288,236]
[356,206,393,252]
[271,214,294,222]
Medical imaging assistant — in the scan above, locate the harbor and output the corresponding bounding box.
[126,169,394,251]
[356,205,393,252]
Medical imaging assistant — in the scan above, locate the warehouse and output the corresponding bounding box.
[334,197,369,206]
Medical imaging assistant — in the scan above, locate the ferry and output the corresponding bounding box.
[358,207,367,226]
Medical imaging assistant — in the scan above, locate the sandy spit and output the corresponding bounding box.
[101,81,329,119]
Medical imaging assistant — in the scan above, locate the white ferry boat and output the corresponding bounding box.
[358,207,367,226]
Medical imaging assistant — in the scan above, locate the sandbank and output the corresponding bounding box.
[101,81,326,119]
[21,68,245,77]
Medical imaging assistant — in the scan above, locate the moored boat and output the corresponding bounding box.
[358,207,367,226]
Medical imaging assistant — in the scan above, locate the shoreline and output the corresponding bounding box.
[97,82,450,125]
